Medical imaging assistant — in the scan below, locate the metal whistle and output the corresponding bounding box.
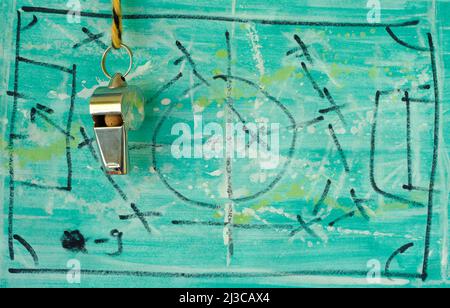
[89,73,145,175]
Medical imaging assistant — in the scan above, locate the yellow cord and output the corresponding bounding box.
[111,0,123,49]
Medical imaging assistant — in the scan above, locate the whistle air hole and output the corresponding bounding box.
[93,115,106,127]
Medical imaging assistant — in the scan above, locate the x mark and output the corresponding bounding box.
[290,215,322,239]
[73,27,108,50]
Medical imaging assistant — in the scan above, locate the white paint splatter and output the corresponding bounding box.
[208,169,223,177]
[77,77,108,99]
[47,90,70,100]
[246,24,265,77]
[128,60,153,80]
[161,98,171,106]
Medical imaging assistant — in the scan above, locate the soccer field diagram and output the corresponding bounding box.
[0,0,448,287]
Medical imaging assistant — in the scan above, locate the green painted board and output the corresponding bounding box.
[0,0,449,287]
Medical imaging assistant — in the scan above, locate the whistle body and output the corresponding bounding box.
[89,73,145,175]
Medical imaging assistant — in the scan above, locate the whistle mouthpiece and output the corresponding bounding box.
[94,125,128,175]
[89,73,145,175]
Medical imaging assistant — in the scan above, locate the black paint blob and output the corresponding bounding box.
[61,230,87,253]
